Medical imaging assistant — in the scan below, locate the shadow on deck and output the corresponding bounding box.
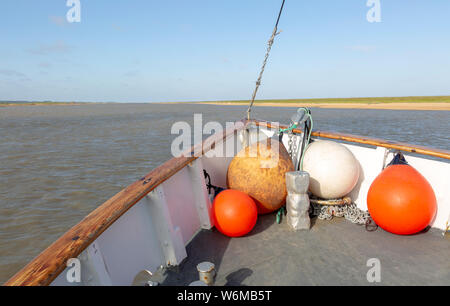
[161,214,450,286]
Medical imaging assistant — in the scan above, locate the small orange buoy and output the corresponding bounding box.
[213,189,258,237]
[367,163,437,235]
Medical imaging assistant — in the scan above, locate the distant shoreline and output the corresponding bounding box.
[173,96,450,111]
[0,102,107,107]
[2,96,450,111]
[188,102,450,111]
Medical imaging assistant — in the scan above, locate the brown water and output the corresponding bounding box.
[0,103,449,283]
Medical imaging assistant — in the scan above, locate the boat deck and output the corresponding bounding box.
[160,214,450,286]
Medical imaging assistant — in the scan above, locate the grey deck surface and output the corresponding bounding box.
[161,215,450,286]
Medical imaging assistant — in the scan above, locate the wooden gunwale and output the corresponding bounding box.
[253,120,450,160]
[4,120,247,286]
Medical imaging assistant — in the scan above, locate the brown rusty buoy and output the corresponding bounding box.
[227,138,294,214]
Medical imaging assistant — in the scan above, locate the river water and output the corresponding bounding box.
[0,103,449,283]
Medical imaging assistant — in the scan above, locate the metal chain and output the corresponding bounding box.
[287,132,293,156]
[310,202,374,227]
[246,0,286,120]
[291,133,297,162]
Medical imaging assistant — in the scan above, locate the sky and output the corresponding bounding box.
[0,0,449,103]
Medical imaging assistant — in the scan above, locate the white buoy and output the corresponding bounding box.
[303,140,360,199]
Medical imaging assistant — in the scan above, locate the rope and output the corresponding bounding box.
[203,169,224,197]
[279,123,297,134]
[246,0,286,120]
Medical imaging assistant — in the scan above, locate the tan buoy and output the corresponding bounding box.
[227,138,294,214]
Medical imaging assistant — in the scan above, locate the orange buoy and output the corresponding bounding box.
[367,163,437,235]
[227,138,294,214]
[213,189,258,237]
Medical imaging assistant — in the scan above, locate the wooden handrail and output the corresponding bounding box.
[254,120,450,160]
[4,120,246,286]
[310,130,450,160]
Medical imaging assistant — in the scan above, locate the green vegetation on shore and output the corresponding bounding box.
[191,96,450,104]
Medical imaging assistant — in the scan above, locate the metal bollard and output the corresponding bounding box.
[197,262,216,286]
[286,171,311,231]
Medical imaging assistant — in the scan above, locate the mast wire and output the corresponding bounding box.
[246,0,286,120]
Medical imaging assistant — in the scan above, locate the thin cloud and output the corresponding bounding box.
[38,62,52,69]
[0,69,31,82]
[49,15,67,27]
[0,69,27,78]
[123,70,140,77]
[27,41,74,55]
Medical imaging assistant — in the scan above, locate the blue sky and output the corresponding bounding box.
[0,0,449,102]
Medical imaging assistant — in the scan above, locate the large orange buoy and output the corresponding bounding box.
[227,138,294,214]
[213,189,258,237]
[367,160,437,235]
